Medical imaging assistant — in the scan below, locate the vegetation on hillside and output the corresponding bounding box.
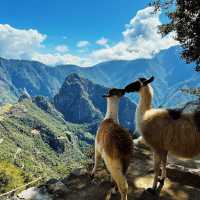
[0,161,24,193]
[0,99,93,194]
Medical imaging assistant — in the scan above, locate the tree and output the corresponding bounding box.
[181,88,200,99]
[151,0,200,71]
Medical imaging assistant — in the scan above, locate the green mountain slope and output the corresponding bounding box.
[0,99,93,193]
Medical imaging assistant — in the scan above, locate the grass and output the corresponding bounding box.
[0,100,93,193]
[0,161,24,193]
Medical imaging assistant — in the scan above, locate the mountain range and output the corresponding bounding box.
[1,46,200,196]
[0,72,135,193]
[0,46,199,107]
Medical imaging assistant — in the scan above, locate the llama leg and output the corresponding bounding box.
[155,151,168,192]
[112,170,128,200]
[152,152,161,191]
[160,151,168,181]
[110,177,118,194]
[105,158,128,200]
[91,148,101,175]
[109,164,128,200]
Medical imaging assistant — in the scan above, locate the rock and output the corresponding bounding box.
[16,187,51,200]
[46,180,69,194]
[70,168,88,176]
[166,163,200,188]
[45,178,58,185]
[137,190,159,200]
[33,96,57,115]
[11,197,20,200]
[18,88,31,102]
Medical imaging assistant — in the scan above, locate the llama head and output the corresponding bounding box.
[103,88,125,98]
[124,76,154,93]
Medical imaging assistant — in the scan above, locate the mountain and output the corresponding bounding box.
[0,74,135,193]
[53,73,136,133]
[0,99,93,193]
[0,46,200,107]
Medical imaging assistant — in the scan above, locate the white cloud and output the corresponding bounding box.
[0,24,46,60]
[0,24,85,66]
[55,45,69,53]
[96,37,109,47]
[88,7,178,64]
[76,40,90,48]
[32,52,83,66]
[121,7,178,56]
[0,7,178,67]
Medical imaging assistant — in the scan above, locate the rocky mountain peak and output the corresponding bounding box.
[18,88,32,102]
[54,73,136,133]
[64,73,83,82]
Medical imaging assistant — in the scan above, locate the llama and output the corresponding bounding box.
[124,76,200,193]
[91,88,134,200]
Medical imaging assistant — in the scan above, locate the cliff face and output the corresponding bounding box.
[54,73,103,124]
[11,145,200,200]
[53,73,136,133]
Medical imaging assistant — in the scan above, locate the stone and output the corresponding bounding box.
[46,180,69,194]
[17,187,51,200]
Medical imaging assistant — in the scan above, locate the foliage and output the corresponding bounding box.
[0,161,24,193]
[181,88,200,97]
[0,100,92,194]
[151,0,200,71]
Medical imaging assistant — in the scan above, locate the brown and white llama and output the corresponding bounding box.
[91,88,134,200]
[124,76,200,193]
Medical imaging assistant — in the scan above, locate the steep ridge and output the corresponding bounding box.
[0,98,93,194]
[53,73,136,133]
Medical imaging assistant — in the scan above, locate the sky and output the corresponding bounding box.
[0,0,178,66]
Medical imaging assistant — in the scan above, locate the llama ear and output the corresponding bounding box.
[143,76,154,86]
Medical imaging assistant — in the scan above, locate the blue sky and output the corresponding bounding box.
[0,0,177,66]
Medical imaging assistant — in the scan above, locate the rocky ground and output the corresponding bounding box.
[8,144,200,200]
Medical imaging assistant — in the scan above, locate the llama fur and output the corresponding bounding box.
[125,77,200,191]
[91,90,133,200]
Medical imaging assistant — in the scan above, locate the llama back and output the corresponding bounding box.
[97,118,134,173]
[142,109,200,158]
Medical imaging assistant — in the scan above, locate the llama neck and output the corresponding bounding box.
[138,85,153,115]
[104,97,120,124]
[135,85,153,134]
